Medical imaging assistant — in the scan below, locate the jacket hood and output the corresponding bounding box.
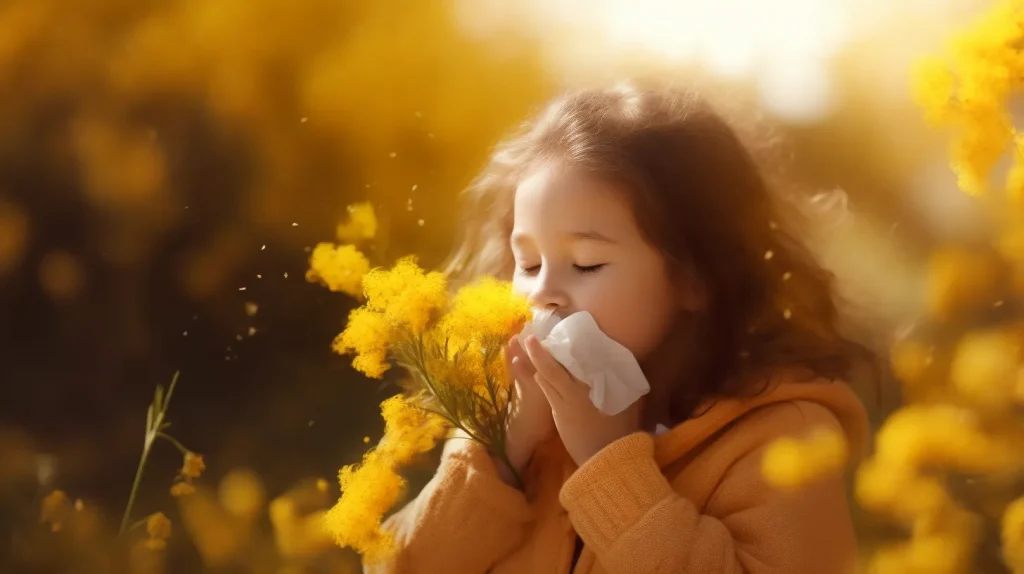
[653,374,869,468]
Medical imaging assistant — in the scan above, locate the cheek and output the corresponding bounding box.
[587,267,677,359]
[511,275,531,299]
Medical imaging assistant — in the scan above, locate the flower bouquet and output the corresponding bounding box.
[321,256,531,561]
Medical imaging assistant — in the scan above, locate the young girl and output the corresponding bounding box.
[371,83,872,573]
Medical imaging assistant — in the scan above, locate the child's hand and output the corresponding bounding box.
[499,335,555,483]
[523,334,641,467]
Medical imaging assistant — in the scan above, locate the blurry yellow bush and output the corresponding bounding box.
[852,1,1024,571]
[761,2,1024,570]
[0,0,551,292]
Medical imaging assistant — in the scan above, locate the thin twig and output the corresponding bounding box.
[119,371,181,534]
[156,432,190,456]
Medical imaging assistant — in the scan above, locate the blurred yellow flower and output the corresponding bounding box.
[871,1,1024,570]
[873,405,1015,474]
[40,490,70,532]
[949,328,1021,412]
[867,516,978,574]
[912,57,954,126]
[218,468,265,520]
[305,243,370,297]
[336,201,378,244]
[926,247,1004,322]
[919,0,1024,197]
[175,485,249,567]
[145,512,172,550]
[856,460,951,523]
[181,452,206,479]
[950,110,1012,197]
[890,338,938,399]
[1003,496,1024,572]
[170,481,196,497]
[1006,135,1024,202]
[761,426,847,489]
[271,496,333,559]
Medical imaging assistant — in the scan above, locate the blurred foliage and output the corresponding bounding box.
[0,0,550,571]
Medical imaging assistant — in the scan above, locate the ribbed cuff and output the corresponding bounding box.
[558,433,674,549]
[441,440,534,522]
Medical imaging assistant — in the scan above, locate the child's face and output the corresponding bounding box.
[510,163,682,361]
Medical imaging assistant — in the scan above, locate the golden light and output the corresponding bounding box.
[457,0,974,123]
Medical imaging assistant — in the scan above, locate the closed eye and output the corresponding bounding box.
[574,264,606,274]
[516,264,541,276]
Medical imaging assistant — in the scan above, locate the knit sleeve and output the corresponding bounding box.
[364,435,535,574]
[559,404,858,574]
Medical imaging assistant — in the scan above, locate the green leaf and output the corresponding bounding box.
[164,371,181,411]
[153,385,164,413]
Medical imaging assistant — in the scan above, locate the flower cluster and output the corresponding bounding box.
[305,202,377,297]
[171,452,206,497]
[333,258,531,447]
[322,395,448,561]
[912,0,1024,198]
[322,256,531,561]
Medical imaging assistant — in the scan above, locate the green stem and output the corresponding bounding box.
[126,518,147,532]
[163,371,180,411]
[119,371,181,534]
[156,432,189,456]
[412,337,459,420]
[413,338,522,488]
[119,438,153,534]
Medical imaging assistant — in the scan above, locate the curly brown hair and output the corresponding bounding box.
[445,81,876,421]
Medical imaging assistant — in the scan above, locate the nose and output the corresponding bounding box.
[529,268,570,311]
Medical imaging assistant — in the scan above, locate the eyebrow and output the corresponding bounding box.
[568,230,617,243]
[510,230,617,245]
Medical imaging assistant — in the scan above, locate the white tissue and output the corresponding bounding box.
[520,310,650,415]
[521,308,562,341]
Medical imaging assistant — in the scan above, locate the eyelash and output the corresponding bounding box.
[518,264,606,275]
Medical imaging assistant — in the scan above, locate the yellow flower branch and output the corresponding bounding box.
[119,371,201,534]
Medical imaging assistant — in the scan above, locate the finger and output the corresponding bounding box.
[508,336,536,377]
[509,335,540,376]
[533,372,563,404]
[523,335,573,389]
[509,356,535,390]
[504,337,516,374]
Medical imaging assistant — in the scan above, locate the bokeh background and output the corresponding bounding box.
[0,0,1006,572]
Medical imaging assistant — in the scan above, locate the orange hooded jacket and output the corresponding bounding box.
[368,376,868,574]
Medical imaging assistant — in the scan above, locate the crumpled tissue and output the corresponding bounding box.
[521,309,650,415]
